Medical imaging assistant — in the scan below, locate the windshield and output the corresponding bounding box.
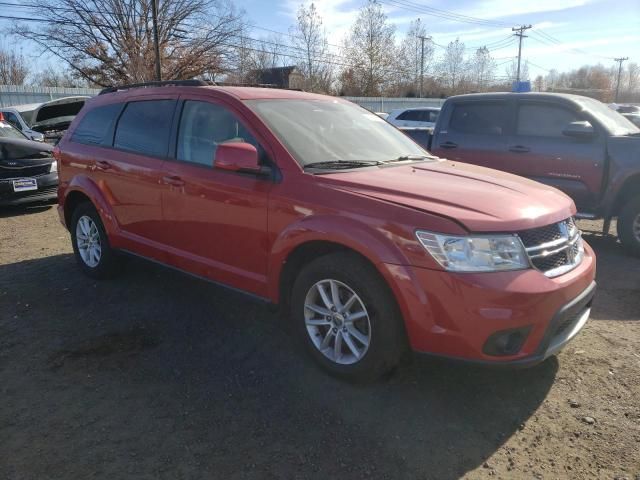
[246,99,430,167]
[0,122,27,140]
[576,97,640,135]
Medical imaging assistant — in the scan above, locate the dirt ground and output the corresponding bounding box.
[0,205,638,480]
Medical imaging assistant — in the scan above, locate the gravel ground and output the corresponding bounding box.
[0,206,638,480]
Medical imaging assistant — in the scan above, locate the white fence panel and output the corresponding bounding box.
[0,85,101,107]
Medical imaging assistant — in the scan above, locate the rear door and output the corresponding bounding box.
[507,100,606,211]
[431,100,513,170]
[105,97,177,241]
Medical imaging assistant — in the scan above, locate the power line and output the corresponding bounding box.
[379,0,512,28]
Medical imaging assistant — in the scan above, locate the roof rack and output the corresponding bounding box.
[99,79,212,95]
[98,79,304,95]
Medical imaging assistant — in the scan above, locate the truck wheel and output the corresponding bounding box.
[70,202,121,278]
[290,252,407,382]
[618,196,640,257]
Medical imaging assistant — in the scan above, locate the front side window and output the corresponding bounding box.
[517,104,580,137]
[114,100,175,157]
[176,101,259,167]
[71,103,122,146]
[450,102,508,135]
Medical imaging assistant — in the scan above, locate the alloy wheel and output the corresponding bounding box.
[76,215,102,268]
[304,279,371,365]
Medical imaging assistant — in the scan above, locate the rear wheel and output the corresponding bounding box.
[617,195,640,257]
[291,252,406,382]
[70,202,121,278]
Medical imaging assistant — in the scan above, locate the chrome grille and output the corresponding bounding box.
[518,218,583,278]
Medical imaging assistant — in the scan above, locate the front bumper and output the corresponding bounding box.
[0,172,58,206]
[380,241,596,366]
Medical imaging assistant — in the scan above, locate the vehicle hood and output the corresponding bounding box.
[32,96,89,129]
[0,138,54,166]
[320,160,576,232]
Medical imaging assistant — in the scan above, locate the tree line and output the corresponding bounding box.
[1,0,638,102]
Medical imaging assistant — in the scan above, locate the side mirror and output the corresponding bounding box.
[562,121,595,139]
[215,142,265,174]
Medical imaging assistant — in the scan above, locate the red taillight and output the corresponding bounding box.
[53,146,61,160]
[0,112,4,121]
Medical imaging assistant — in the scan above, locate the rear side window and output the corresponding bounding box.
[114,100,175,157]
[71,103,122,146]
[517,104,581,137]
[3,111,22,129]
[176,101,259,167]
[450,102,508,135]
[397,110,421,121]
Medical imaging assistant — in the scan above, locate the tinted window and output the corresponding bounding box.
[71,103,122,146]
[0,121,27,139]
[4,111,21,129]
[114,100,175,157]
[176,101,259,167]
[450,102,508,135]
[517,104,580,137]
[397,110,422,121]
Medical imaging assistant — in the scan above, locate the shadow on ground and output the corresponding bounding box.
[0,203,54,218]
[0,253,558,479]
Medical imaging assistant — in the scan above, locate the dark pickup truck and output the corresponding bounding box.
[430,92,640,255]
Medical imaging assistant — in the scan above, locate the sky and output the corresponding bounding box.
[239,0,640,80]
[1,0,639,82]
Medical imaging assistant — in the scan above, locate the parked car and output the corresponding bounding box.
[387,107,440,128]
[0,105,45,141]
[613,104,640,127]
[0,121,57,206]
[30,96,90,144]
[431,93,640,255]
[56,81,595,381]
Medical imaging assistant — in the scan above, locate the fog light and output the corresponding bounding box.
[483,326,532,356]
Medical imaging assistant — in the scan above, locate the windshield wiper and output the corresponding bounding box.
[384,154,431,163]
[303,160,382,169]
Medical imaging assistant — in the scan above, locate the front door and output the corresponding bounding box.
[507,101,606,212]
[160,98,272,297]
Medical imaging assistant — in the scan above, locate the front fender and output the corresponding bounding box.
[267,214,413,302]
[63,174,121,239]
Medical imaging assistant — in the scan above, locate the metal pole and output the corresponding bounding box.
[417,36,431,98]
[614,57,628,102]
[151,0,162,81]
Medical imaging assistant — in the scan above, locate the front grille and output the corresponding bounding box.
[0,164,51,179]
[517,218,583,277]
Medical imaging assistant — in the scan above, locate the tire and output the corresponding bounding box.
[70,202,121,278]
[617,195,640,257]
[290,252,407,382]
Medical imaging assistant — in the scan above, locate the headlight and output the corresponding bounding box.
[416,231,529,272]
[49,160,58,173]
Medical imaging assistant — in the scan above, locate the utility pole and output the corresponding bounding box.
[614,57,628,102]
[512,25,532,83]
[418,35,431,98]
[151,0,162,81]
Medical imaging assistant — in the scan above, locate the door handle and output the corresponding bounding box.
[162,175,185,187]
[509,145,530,153]
[439,141,458,149]
[95,160,112,170]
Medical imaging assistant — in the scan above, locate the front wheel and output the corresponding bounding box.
[617,195,640,257]
[291,252,407,382]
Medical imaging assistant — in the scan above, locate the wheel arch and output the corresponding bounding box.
[62,175,120,237]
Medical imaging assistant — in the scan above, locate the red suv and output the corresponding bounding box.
[55,81,596,381]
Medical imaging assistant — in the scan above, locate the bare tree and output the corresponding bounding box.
[505,59,529,82]
[396,18,433,95]
[13,0,247,86]
[31,66,84,87]
[627,62,639,93]
[0,47,29,85]
[250,34,286,71]
[290,2,332,92]
[468,46,495,91]
[534,75,544,92]
[342,0,396,96]
[437,38,466,93]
